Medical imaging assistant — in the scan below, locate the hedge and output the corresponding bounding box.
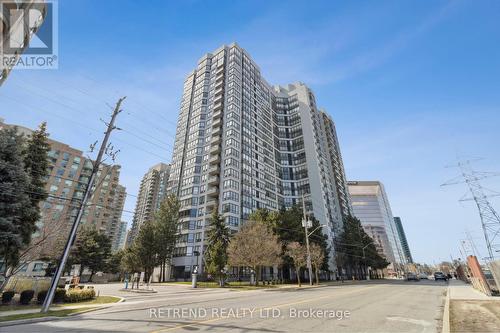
[37,290,47,304]
[37,288,66,304]
[20,290,35,305]
[1,291,15,304]
[54,288,67,303]
[64,288,95,303]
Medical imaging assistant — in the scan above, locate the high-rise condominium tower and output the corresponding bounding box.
[0,118,126,256]
[127,163,171,246]
[167,43,351,278]
[348,181,405,272]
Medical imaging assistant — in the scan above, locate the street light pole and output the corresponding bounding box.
[302,195,313,286]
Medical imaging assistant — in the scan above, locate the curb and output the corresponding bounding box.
[0,296,124,327]
[0,316,62,327]
[442,286,450,333]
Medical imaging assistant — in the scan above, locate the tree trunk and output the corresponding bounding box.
[256,266,261,286]
[315,266,319,285]
[296,268,301,287]
[162,260,166,282]
[88,270,95,282]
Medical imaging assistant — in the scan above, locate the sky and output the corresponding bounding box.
[1,0,500,264]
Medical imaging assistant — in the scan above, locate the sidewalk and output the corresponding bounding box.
[444,280,500,333]
[448,279,499,301]
[0,295,124,319]
[0,303,108,318]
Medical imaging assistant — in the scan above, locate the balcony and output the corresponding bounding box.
[206,186,219,197]
[211,126,221,137]
[212,118,222,128]
[209,144,221,155]
[214,93,223,103]
[213,109,222,120]
[208,165,219,175]
[214,85,224,96]
[214,100,223,111]
[209,154,220,165]
[207,175,219,185]
[205,198,218,208]
[210,135,221,145]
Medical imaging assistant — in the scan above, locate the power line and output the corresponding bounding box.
[2,94,172,162]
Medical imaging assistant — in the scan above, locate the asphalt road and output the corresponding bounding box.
[4,280,447,333]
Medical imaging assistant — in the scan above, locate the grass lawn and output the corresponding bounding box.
[0,296,121,312]
[0,307,96,322]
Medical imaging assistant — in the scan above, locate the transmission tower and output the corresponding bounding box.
[442,159,500,261]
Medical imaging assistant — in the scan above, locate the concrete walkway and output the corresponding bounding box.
[448,279,499,301]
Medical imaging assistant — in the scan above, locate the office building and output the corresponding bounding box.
[127,163,171,246]
[394,217,413,264]
[167,43,351,278]
[348,181,405,271]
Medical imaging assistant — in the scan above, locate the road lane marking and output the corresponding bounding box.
[386,316,433,333]
[149,285,381,333]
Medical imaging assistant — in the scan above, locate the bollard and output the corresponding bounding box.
[192,273,198,288]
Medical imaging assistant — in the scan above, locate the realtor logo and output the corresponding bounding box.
[1,0,58,71]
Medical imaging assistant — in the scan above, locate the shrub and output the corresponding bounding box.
[54,288,66,303]
[1,291,15,304]
[20,290,35,305]
[37,290,48,304]
[64,288,95,303]
[37,288,67,304]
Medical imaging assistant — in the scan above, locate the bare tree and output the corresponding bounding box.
[228,220,282,285]
[286,242,307,287]
[310,243,325,285]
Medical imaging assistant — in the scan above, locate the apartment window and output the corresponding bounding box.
[226,216,239,227]
[222,191,239,202]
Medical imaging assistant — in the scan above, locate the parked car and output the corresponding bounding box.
[406,273,420,281]
[418,273,428,280]
[434,272,447,281]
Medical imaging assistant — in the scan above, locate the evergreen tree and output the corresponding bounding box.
[106,249,125,275]
[205,211,230,287]
[69,226,112,282]
[336,215,389,279]
[154,194,179,282]
[0,127,34,290]
[133,221,159,281]
[22,122,50,244]
[121,246,141,276]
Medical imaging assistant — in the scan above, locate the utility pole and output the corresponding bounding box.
[302,194,313,286]
[41,97,126,313]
